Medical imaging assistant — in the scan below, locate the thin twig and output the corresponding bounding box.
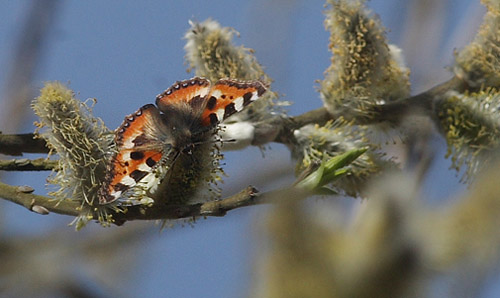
[0,158,58,171]
[0,133,49,155]
[0,181,81,216]
[1,0,61,133]
[367,76,470,124]
[111,186,263,224]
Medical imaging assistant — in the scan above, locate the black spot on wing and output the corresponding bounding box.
[224,103,237,119]
[146,157,157,167]
[130,151,145,160]
[189,95,204,109]
[209,113,219,125]
[130,169,148,182]
[206,96,217,110]
[243,92,253,106]
[256,84,266,96]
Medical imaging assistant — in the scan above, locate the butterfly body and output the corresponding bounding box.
[98,77,267,205]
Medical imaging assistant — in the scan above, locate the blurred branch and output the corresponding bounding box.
[113,186,264,224]
[367,76,471,124]
[0,221,152,297]
[0,133,49,155]
[0,0,61,133]
[0,158,57,171]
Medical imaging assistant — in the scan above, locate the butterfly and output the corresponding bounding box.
[98,77,267,205]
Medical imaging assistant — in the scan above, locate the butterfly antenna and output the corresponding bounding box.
[161,149,182,171]
[171,150,182,165]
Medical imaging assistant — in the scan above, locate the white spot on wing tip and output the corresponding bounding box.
[234,97,244,111]
[199,89,210,97]
[210,90,222,98]
[251,91,259,101]
[216,109,225,120]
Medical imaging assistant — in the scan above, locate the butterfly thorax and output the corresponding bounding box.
[160,103,212,153]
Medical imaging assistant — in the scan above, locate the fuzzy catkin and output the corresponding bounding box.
[454,1,500,87]
[184,19,280,123]
[320,0,410,121]
[293,121,391,197]
[436,90,500,182]
[32,82,114,228]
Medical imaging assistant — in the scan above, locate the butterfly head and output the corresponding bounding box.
[169,124,195,153]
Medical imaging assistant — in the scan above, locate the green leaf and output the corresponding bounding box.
[312,187,338,196]
[295,147,368,191]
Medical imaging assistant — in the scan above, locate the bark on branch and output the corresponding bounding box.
[0,180,296,225]
[0,133,49,155]
[0,158,58,171]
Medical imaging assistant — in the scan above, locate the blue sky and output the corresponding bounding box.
[0,0,490,297]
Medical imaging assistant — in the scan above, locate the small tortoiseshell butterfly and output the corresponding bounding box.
[98,77,267,204]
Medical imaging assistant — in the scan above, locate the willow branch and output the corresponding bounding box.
[0,181,81,216]
[110,186,265,224]
[0,181,296,225]
[1,0,61,133]
[0,133,49,155]
[253,76,471,147]
[0,75,472,155]
[366,76,471,124]
[0,158,58,171]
